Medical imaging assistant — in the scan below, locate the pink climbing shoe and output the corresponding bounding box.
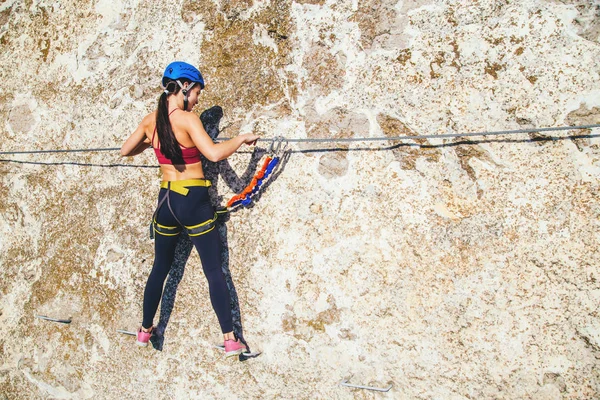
[136,327,153,347]
[224,339,247,357]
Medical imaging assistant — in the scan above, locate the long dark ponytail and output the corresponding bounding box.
[156,79,190,164]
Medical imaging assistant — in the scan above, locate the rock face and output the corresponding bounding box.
[1,0,599,398]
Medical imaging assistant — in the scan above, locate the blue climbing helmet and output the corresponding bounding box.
[162,61,205,89]
[162,61,205,111]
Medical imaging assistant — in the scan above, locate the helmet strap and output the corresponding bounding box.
[176,80,196,111]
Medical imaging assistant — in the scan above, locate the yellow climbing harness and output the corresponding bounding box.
[159,178,211,195]
[151,179,218,238]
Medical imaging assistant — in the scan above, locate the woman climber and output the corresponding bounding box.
[120,61,259,357]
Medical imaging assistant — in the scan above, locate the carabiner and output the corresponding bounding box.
[268,137,277,156]
[275,136,288,158]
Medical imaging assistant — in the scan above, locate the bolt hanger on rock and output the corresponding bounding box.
[35,315,72,324]
[340,374,393,392]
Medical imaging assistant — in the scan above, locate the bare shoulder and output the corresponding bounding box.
[180,109,200,122]
[142,111,158,126]
[173,109,203,129]
[140,111,158,139]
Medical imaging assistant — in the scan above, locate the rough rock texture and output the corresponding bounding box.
[1,0,599,399]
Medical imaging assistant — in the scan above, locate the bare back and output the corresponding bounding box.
[144,110,205,181]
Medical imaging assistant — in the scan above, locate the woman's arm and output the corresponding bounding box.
[121,117,151,157]
[186,114,258,162]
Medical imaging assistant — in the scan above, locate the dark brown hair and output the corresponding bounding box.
[155,79,192,164]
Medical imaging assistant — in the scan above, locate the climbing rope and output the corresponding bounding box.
[0,124,598,155]
[0,147,117,155]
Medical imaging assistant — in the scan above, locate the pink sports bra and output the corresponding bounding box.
[151,109,202,165]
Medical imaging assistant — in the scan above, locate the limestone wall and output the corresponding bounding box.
[1,0,599,398]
